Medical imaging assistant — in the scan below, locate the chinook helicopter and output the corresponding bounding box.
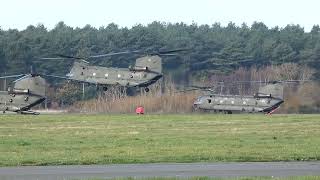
[0,74,46,115]
[41,49,187,92]
[189,80,310,114]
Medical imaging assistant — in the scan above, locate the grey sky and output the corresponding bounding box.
[1,0,319,31]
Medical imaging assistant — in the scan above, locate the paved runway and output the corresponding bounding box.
[0,162,320,180]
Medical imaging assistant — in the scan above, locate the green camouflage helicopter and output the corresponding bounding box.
[188,80,310,114]
[41,49,187,92]
[0,74,46,115]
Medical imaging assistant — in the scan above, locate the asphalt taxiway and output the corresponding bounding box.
[0,162,320,180]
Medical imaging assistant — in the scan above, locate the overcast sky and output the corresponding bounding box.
[1,0,319,31]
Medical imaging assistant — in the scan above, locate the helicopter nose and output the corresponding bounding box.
[193,103,199,111]
[193,101,202,108]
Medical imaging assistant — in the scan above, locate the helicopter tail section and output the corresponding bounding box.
[13,75,46,97]
[134,55,162,74]
[258,83,284,99]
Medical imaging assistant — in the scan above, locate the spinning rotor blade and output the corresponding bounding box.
[13,74,34,83]
[175,88,199,93]
[0,74,26,79]
[155,53,180,56]
[190,85,216,89]
[89,51,139,58]
[39,54,89,63]
[177,87,215,93]
[40,57,67,60]
[90,48,189,58]
[55,54,84,60]
[158,48,190,55]
[222,80,314,84]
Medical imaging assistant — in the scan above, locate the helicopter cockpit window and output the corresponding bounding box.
[194,97,203,104]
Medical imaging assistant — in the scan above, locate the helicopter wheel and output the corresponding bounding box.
[144,87,150,92]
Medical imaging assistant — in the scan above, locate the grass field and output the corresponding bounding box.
[0,114,319,166]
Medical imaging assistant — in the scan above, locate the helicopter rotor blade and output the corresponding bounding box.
[190,85,215,89]
[89,48,189,58]
[156,53,179,56]
[55,54,79,59]
[182,79,315,93]
[12,74,32,83]
[175,88,199,93]
[176,87,215,93]
[0,74,26,79]
[89,51,140,58]
[39,57,67,60]
[39,54,89,63]
[158,48,190,54]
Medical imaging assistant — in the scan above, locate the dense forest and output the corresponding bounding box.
[0,21,319,82]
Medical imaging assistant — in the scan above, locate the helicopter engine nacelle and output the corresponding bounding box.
[13,75,46,97]
[134,56,162,74]
[130,66,149,72]
[10,88,30,94]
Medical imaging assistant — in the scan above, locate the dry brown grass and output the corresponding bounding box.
[72,92,198,114]
[71,79,199,114]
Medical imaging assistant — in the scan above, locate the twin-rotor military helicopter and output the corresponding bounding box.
[185,80,312,114]
[41,48,187,92]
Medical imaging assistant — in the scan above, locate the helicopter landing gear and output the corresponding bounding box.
[144,87,150,92]
[3,107,8,114]
[103,86,108,91]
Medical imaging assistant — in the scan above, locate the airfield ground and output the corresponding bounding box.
[0,114,319,166]
[85,177,320,180]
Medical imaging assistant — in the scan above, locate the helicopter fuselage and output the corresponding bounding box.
[193,94,284,114]
[0,91,45,114]
[0,75,46,115]
[66,62,163,88]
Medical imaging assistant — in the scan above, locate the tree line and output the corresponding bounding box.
[0,21,319,82]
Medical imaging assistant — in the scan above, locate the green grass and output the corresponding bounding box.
[0,114,320,166]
